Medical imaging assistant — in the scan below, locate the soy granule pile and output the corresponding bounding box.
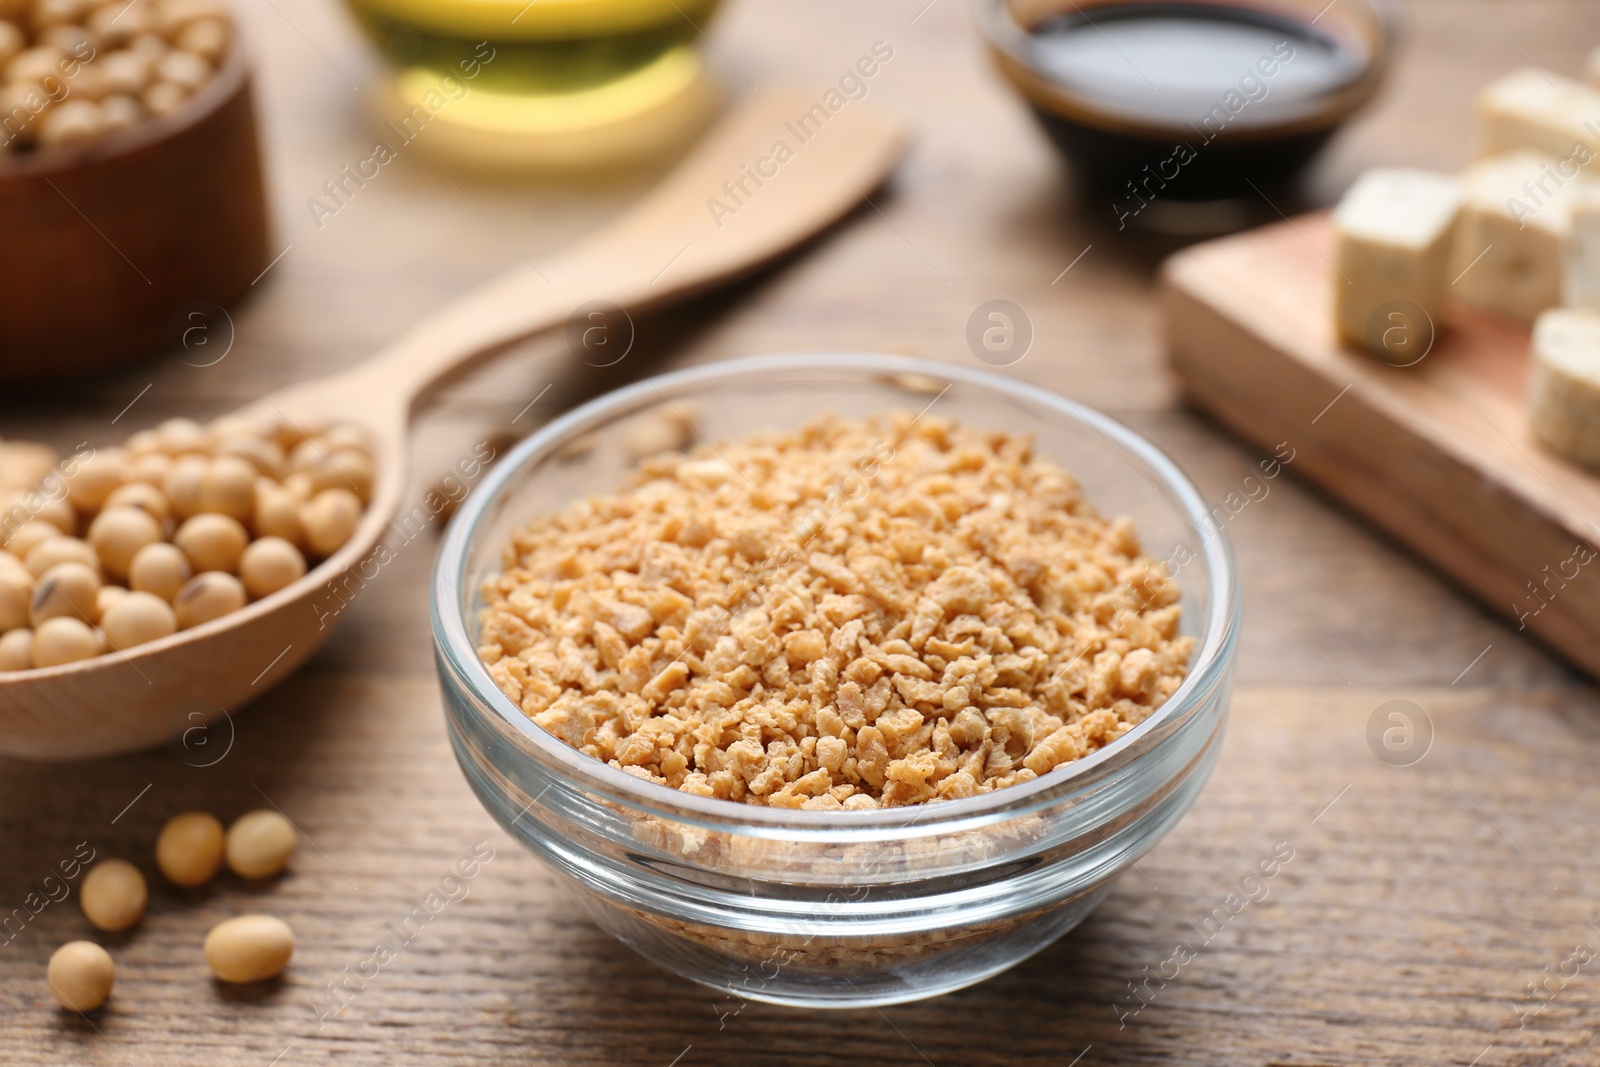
[476,413,1193,809]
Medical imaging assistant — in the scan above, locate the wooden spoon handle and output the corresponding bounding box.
[270,91,908,424]
[269,265,584,421]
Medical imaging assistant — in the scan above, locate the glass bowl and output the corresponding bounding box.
[978,0,1404,230]
[342,0,723,171]
[431,354,1240,1008]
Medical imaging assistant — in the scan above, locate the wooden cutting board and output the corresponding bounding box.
[1162,212,1600,678]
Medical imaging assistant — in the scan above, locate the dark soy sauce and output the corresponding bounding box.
[1016,2,1377,215]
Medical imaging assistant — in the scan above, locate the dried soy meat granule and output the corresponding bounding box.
[477,414,1193,809]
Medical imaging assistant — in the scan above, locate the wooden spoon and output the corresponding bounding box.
[1,91,906,760]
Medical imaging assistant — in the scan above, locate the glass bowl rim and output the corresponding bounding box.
[431,353,1240,830]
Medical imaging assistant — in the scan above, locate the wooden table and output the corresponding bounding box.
[4,1,1598,1063]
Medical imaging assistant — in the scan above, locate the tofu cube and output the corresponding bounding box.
[1332,168,1461,354]
[1566,184,1600,308]
[1478,68,1600,166]
[1451,151,1592,322]
[1528,307,1600,467]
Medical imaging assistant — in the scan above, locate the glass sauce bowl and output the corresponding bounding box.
[979,0,1403,232]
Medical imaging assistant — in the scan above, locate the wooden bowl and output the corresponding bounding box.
[0,35,269,383]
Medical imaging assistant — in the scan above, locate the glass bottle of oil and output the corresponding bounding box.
[346,0,724,170]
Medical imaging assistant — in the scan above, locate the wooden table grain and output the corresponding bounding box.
[4,1,1598,1064]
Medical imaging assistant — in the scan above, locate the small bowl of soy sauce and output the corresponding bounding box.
[980,0,1402,233]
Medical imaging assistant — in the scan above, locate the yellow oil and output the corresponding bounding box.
[347,0,723,169]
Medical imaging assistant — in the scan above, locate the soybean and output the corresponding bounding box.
[155,811,225,887]
[88,506,163,580]
[251,481,303,544]
[0,627,32,669]
[102,480,171,525]
[225,809,296,879]
[0,562,29,630]
[154,47,208,91]
[100,590,178,650]
[29,561,100,626]
[93,584,129,622]
[124,448,172,486]
[239,537,305,599]
[162,454,207,519]
[99,49,153,95]
[47,941,115,1011]
[156,417,207,456]
[321,423,373,455]
[127,541,190,602]
[173,513,247,574]
[80,859,147,932]
[204,914,294,983]
[32,616,100,666]
[24,536,99,578]
[5,521,61,561]
[214,435,284,479]
[142,79,186,114]
[175,16,225,62]
[301,489,360,558]
[173,571,244,629]
[195,455,256,522]
[65,449,126,513]
[28,494,77,535]
[100,91,144,131]
[37,99,106,147]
